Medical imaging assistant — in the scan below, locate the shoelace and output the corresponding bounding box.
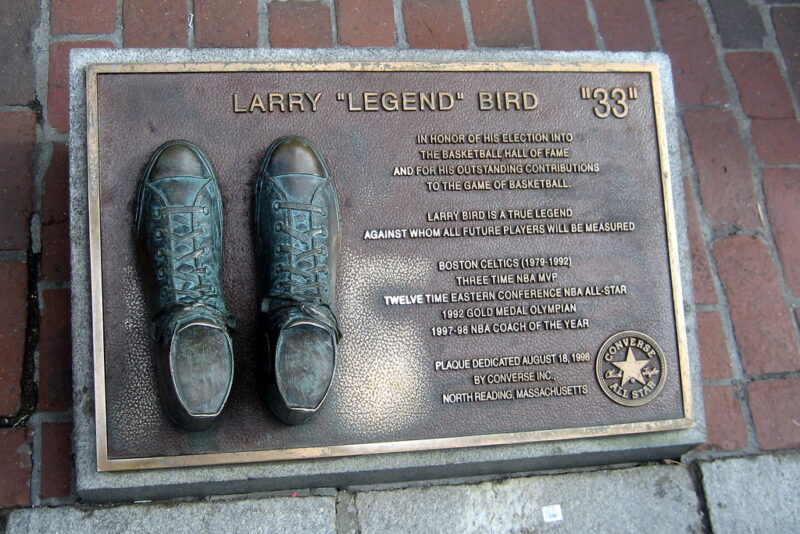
[154,205,215,307]
[273,200,329,302]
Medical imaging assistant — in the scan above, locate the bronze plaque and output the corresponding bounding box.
[86,62,692,471]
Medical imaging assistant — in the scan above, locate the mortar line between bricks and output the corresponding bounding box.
[327,0,340,47]
[29,415,42,505]
[38,280,71,291]
[459,0,477,50]
[0,105,37,112]
[583,0,605,51]
[393,0,409,48]
[50,33,118,44]
[702,0,800,362]
[0,250,28,262]
[641,0,663,51]
[524,0,540,49]
[748,369,800,382]
[762,163,800,169]
[703,377,745,387]
[695,303,725,313]
[697,0,772,454]
[29,410,73,424]
[116,0,124,43]
[110,0,123,48]
[257,0,269,48]
[758,0,800,118]
[187,0,196,48]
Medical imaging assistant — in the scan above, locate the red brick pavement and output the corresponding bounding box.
[1,0,799,508]
[337,0,396,47]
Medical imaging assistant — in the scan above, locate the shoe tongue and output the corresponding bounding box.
[272,173,324,203]
[148,175,209,207]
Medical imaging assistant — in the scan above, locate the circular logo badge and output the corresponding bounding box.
[595,331,666,407]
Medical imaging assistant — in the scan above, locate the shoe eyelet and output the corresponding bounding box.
[273,201,281,210]
[156,248,165,257]
[155,229,163,239]
[153,208,162,219]
[275,223,283,231]
[320,209,327,217]
[202,206,209,215]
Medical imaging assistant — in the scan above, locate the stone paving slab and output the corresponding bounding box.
[354,464,702,533]
[701,453,800,533]
[5,495,335,534]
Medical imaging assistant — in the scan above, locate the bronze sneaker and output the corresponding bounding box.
[135,140,235,431]
[255,137,341,425]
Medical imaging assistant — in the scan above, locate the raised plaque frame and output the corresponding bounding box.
[71,49,703,501]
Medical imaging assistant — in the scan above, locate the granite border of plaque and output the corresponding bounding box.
[69,48,705,502]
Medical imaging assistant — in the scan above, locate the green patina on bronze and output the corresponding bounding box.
[135,141,236,431]
[255,137,342,425]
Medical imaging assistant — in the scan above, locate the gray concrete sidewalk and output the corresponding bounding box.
[7,452,799,533]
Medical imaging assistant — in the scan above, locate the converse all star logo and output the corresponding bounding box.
[595,331,667,407]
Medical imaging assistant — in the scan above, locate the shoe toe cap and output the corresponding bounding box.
[152,143,206,180]
[266,138,327,178]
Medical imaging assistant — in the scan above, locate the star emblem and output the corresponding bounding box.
[611,347,648,386]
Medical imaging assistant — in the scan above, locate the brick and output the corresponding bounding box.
[269,1,332,48]
[41,144,71,283]
[0,428,32,506]
[654,0,727,107]
[336,0,395,47]
[195,0,257,47]
[43,144,69,226]
[683,178,717,305]
[0,262,28,417]
[750,118,800,166]
[772,7,800,104]
[713,235,800,375]
[534,0,596,51]
[700,385,747,451]
[683,109,760,231]
[123,0,188,47]
[763,167,800,297]
[0,0,39,105]
[698,311,732,380]
[41,221,70,283]
[48,41,115,134]
[727,52,795,120]
[592,0,655,51]
[51,0,116,35]
[468,0,533,48]
[708,0,765,49]
[748,378,800,450]
[39,289,72,412]
[403,0,468,50]
[40,423,72,499]
[0,111,36,250]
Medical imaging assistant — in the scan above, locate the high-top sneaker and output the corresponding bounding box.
[255,137,341,425]
[135,140,235,431]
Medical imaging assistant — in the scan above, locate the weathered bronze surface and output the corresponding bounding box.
[134,140,235,431]
[255,136,341,425]
[88,62,692,470]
